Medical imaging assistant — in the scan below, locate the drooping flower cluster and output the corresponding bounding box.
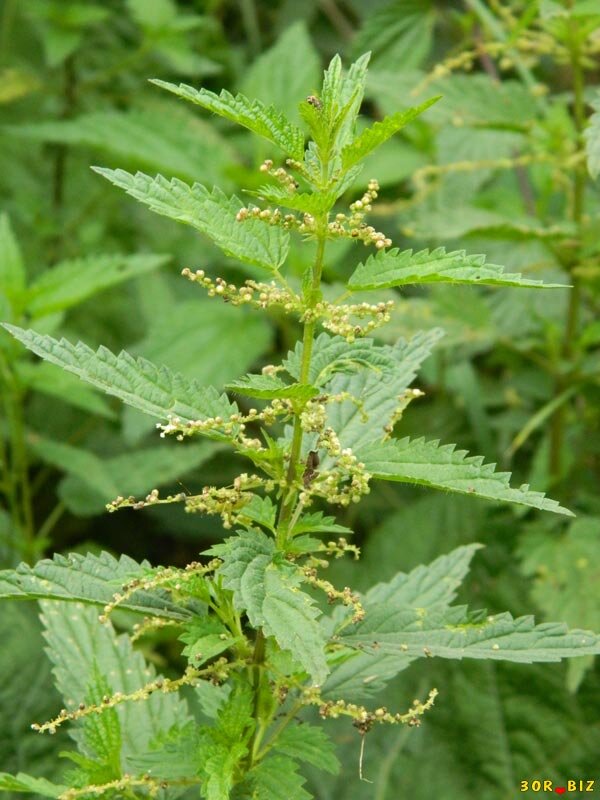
[301,686,439,732]
[303,297,394,342]
[183,266,395,343]
[236,174,393,249]
[156,400,292,443]
[326,180,392,249]
[181,268,299,310]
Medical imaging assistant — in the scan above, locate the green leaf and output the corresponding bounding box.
[2,326,238,437]
[519,516,600,689]
[123,297,271,441]
[40,602,189,768]
[0,551,192,620]
[16,362,116,419]
[324,545,481,698]
[235,495,277,533]
[0,604,64,790]
[364,543,482,608]
[94,168,289,272]
[317,53,373,151]
[129,723,201,781]
[226,373,318,402]
[24,253,168,319]
[151,80,306,160]
[585,90,600,179]
[262,567,329,685]
[204,530,276,628]
[0,774,66,798]
[9,107,235,185]
[248,184,336,215]
[290,510,352,537]
[353,0,435,69]
[284,329,440,388]
[292,329,442,452]
[199,687,254,800]
[342,604,600,663]
[273,723,340,775]
[241,21,321,127]
[179,617,238,666]
[203,743,248,800]
[348,246,569,291]
[206,532,328,683]
[303,52,371,156]
[211,684,254,744]
[358,437,574,516]
[67,667,122,785]
[341,97,439,170]
[0,213,25,306]
[206,530,276,627]
[248,755,311,800]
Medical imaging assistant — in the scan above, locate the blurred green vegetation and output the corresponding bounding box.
[1,1,600,797]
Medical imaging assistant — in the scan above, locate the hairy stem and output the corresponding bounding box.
[254,210,329,771]
[276,232,327,545]
[248,628,267,767]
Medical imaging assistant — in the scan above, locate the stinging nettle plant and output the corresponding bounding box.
[1,53,599,800]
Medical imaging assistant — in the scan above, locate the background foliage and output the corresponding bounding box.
[1,0,600,797]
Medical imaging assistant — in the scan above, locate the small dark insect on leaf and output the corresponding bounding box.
[303,450,320,487]
[306,95,322,109]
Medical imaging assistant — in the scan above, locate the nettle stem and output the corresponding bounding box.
[254,210,329,762]
[276,223,327,546]
[248,628,267,767]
